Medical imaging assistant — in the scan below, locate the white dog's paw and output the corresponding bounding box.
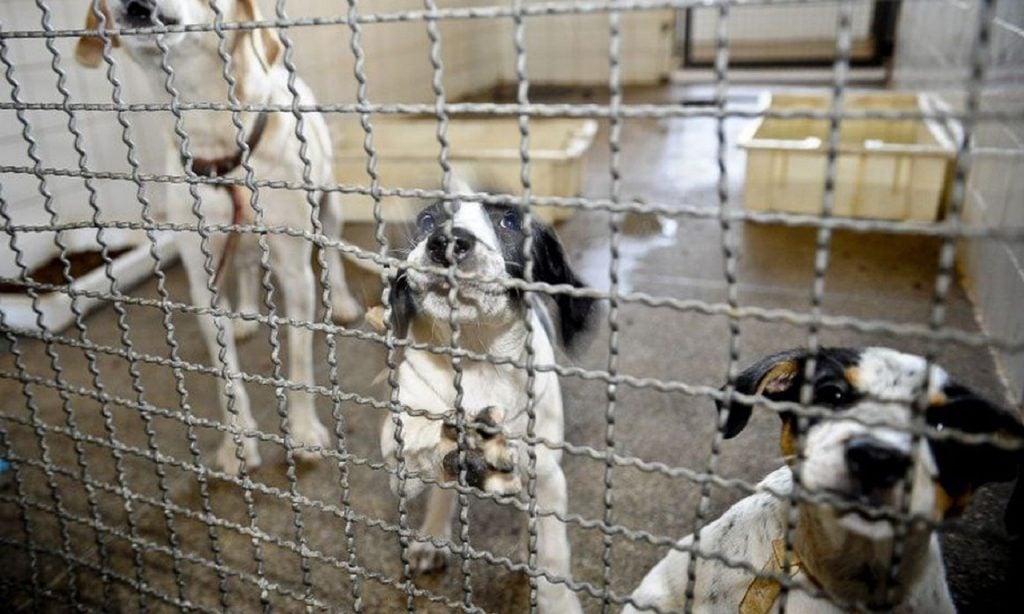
[331,292,363,326]
[232,317,260,342]
[408,540,449,574]
[538,583,584,614]
[289,420,331,463]
[214,437,261,475]
[440,407,521,495]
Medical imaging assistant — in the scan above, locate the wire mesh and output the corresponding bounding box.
[0,0,1022,612]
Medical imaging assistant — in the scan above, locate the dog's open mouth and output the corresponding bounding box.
[813,488,900,540]
[821,486,902,521]
[409,272,504,298]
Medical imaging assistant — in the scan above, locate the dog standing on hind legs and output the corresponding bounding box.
[76,0,363,473]
[377,191,596,613]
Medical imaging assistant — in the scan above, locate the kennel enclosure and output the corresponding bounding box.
[0,0,1023,612]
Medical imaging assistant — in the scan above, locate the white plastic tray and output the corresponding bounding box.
[739,91,956,221]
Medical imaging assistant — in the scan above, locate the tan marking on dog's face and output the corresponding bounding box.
[76,0,120,68]
[843,366,860,389]
[928,391,948,406]
[758,360,800,395]
[933,480,972,518]
[780,419,798,461]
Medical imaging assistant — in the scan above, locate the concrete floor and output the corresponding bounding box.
[1,84,1021,612]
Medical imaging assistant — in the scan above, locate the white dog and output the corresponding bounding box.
[76,0,362,473]
[626,347,1024,613]
[378,195,595,613]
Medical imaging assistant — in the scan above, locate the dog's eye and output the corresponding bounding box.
[499,210,521,231]
[418,212,436,233]
[815,382,851,406]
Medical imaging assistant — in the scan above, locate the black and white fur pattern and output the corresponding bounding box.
[381,191,594,613]
[76,0,362,473]
[626,347,1024,613]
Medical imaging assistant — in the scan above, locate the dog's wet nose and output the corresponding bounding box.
[845,436,910,491]
[123,0,156,23]
[427,228,476,265]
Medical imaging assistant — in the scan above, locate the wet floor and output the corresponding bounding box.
[1,84,1021,612]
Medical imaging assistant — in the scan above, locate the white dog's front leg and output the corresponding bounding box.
[379,408,449,570]
[271,236,330,461]
[535,448,583,614]
[179,236,261,474]
[232,245,261,342]
[408,485,457,574]
[380,409,443,500]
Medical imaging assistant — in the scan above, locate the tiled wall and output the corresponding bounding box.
[0,0,673,277]
[517,6,675,85]
[263,0,673,109]
[893,0,1024,403]
[284,0,510,105]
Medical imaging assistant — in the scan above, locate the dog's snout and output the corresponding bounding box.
[845,436,910,491]
[121,0,178,26]
[427,228,477,265]
[124,0,154,20]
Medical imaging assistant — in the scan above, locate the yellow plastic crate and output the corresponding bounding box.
[739,91,956,222]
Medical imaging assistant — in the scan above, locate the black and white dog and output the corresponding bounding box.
[626,347,1024,613]
[379,192,594,613]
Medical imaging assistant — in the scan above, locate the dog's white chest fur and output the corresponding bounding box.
[401,355,533,415]
[396,310,559,425]
[626,468,955,614]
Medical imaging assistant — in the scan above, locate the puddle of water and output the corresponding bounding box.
[575,212,679,293]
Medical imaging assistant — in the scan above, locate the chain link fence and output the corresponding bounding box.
[0,0,1022,612]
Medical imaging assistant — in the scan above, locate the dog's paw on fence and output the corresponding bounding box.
[440,406,521,496]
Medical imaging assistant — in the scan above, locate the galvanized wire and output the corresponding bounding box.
[0,0,1019,612]
[600,2,626,611]
[0,0,962,42]
[343,0,380,609]
[883,0,997,609]
[4,98,1021,123]
[154,11,273,609]
[682,2,736,610]
[509,1,544,610]
[0,24,127,609]
[4,166,1024,241]
[91,1,232,607]
[777,2,856,612]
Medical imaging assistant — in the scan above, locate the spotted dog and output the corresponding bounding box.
[76,0,362,473]
[380,191,595,613]
[625,347,1024,613]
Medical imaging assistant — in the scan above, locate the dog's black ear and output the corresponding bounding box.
[926,390,1024,518]
[387,273,416,340]
[529,223,595,352]
[718,349,808,439]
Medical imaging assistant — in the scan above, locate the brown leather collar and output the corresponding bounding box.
[183,110,269,179]
[184,111,269,285]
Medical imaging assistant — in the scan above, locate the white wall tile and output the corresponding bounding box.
[895,0,1024,403]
